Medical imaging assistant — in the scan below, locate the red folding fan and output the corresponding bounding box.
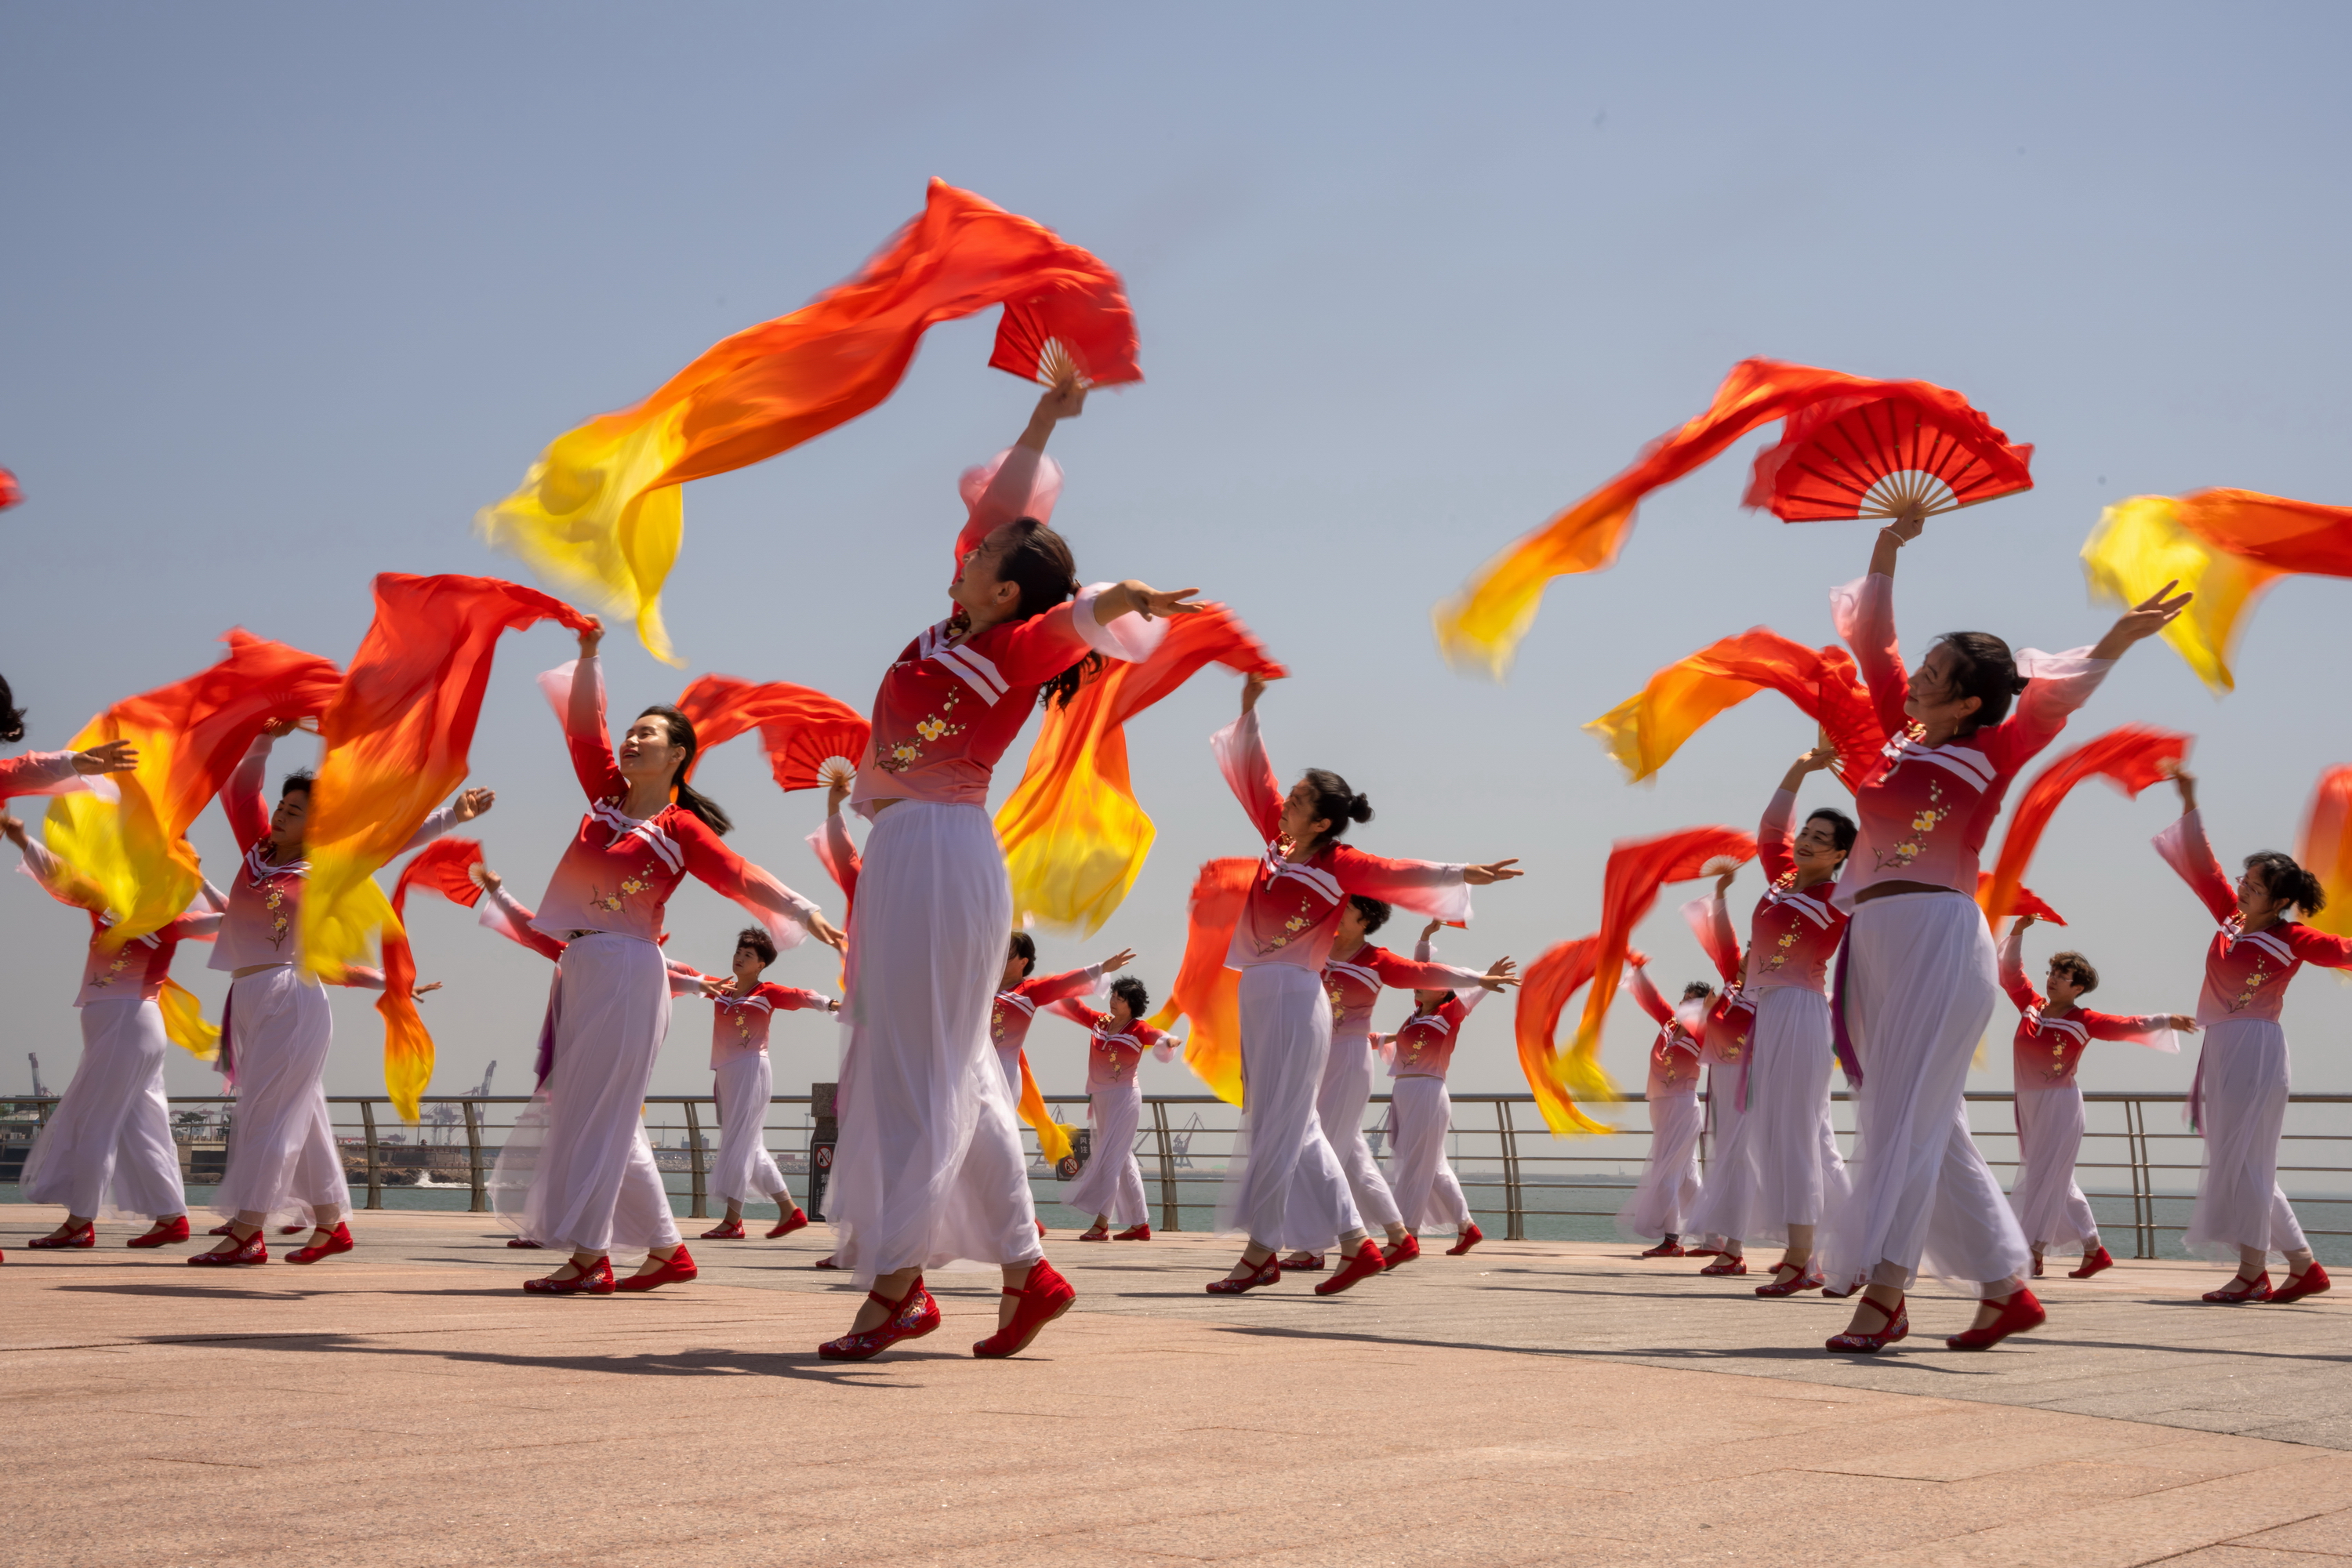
[990,274,1144,390]
[1744,386,2034,524]
[677,677,872,793]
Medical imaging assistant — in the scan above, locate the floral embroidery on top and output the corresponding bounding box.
[590,862,659,915]
[878,690,964,774]
[264,884,291,949]
[91,951,134,989]
[2230,965,2269,1013]
[1875,775,1949,872]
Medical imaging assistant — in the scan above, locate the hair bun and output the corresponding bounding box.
[1348,794,1375,825]
[2008,672,2031,695]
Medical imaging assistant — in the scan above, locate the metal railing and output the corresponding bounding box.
[3,1090,2347,1261]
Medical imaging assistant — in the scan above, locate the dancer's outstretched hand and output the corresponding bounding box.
[452,788,495,822]
[577,616,604,659]
[1240,670,1280,713]
[1464,858,1522,885]
[0,813,24,846]
[1100,948,1137,974]
[806,911,848,953]
[1479,957,1520,991]
[2092,580,2194,660]
[72,739,140,775]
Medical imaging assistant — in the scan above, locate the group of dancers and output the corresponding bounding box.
[5,375,2347,1361]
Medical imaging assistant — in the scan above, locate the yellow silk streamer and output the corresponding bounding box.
[2082,495,2280,694]
[479,424,686,665]
[996,712,1153,938]
[44,760,187,957]
[1016,1053,1076,1166]
[157,978,221,1063]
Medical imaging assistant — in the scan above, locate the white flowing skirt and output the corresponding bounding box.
[212,967,343,1226]
[1065,1082,1147,1225]
[1387,1075,1470,1232]
[1686,987,1847,1250]
[710,1051,792,1207]
[2183,1018,2307,1261]
[827,802,1041,1284]
[1617,1089,1703,1241]
[1294,1027,1403,1251]
[1824,892,2027,1292]
[491,935,680,1257]
[2009,1086,2098,1254]
[1218,964,1361,1250]
[1695,1065,1748,1245]
[20,997,186,1220]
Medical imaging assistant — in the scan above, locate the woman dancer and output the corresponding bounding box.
[690,928,837,1242]
[1683,744,1857,1296]
[1617,961,1711,1258]
[1050,975,1172,1241]
[189,724,481,1264]
[0,670,138,799]
[1821,514,2187,1352]
[1209,671,1521,1298]
[506,622,840,1296]
[4,813,221,1248]
[822,372,1199,1360]
[1383,922,1516,1257]
[2158,769,2347,1304]
[1999,915,2187,1280]
[1279,899,1504,1272]
[994,932,1134,1105]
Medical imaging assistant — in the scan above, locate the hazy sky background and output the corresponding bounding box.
[4,4,2348,1112]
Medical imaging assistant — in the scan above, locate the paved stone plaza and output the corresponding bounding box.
[5,1210,2348,1566]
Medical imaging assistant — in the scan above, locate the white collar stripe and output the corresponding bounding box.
[1268,860,1345,903]
[1900,743,1997,788]
[996,992,1037,1014]
[1325,958,1379,988]
[2235,928,2295,965]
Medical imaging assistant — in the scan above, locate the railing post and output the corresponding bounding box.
[1496,1098,1524,1242]
[460,1100,488,1214]
[361,1099,384,1210]
[684,1098,709,1220]
[1151,1098,1181,1232]
[2128,1097,2155,1261]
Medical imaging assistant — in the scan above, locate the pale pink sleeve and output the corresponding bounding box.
[1831,573,1911,740]
[479,883,567,963]
[1457,985,1492,1019]
[223,735,274,851]
[1997,921,2039,1014]
[2154,809,2239,926]
[1625,963,1674,1026]
[954,445,1065,568]
[2003,647,2113,760]
[1677,893,1742,985]
[1210,709,1285,841]
[1374,942,1485,992]
[13,836,101,912]
[2080,1009,2181,1054]
[1329,843,1472,924]
[397,804,461,855]
[807,811,859,902]
[338,965,387,992]
[1069,582,1168,664]
[0,751,85,800]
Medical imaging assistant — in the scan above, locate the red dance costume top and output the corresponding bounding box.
[479,878,704,992]
[1390,975,1491,1083]
[1996,923,2175,1089]
[1743,790,1850,993]
[1629,964,1704,1097]
[848,445,1160,818]
[992,964,1104,1070]
[15,838,224,1005]
[1829,573,2111,912]
[531,658,818,949]
[1322,940,1485,1039]
[0,751,80,800]
[1214,710,1471,972]
[694,981,833,1069]
[2155,809,2352,1025]
[1049,1000,1172,1091]
[209,733,436,978]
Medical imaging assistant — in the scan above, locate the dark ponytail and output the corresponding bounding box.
[987,517,1102,710]
[2244,851,2326,916]
[638,704,732,836]
[0,673,23,744]
[1299,768,1373,853]
[1933,632,2030,733]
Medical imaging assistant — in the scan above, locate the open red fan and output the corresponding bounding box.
[676,676,872,793]
[990,275,1143,390]
[1745,387,2034,523]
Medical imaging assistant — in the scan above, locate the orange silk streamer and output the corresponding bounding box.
[2296,766,2352,941]
[477,179,1141,664]
[1570,826,1759,1082]
[676,676,870,793]
[1978,726,2190,936]
[1435,359,2014,676]
[376,839,488,1123]
[1584,628,1884,789]
[1145,857,1261,1106]
[1976,874,2066,927]
[156,978,221,1063]
[303,575,593,998]
[45,631,340,951]
[997,607,1285,936]
[1015,1051,1075,1166]
[1515,935,1609,1134]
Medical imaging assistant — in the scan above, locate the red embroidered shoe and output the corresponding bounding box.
[1755,1262,1824,1298]
[2270,1263,2331,1305]
[126,1216,191,1249]
[1076,1224,1111,1243]
[1112,1224,1152,1241]
[1639,1240,1688,1258]
[1824,1294,1908,1353]
[813,1254,841,1270]
[506,1237,546,1249]
[767,1208,809,1239]
[1947,1287,2047,1350]
[1446,1222,1483,1257]
[207,1222,237,1237]
[818,1278,939,1360]
[1207,1255,1282,1294]
[1699,1255,1748,1277]
[1313,1239,1388,1297]
[2067,1246,2114,1279]
[2204,1272,2273,1304]
[974,1259,1077,1358]
[284,1222,354,1264]
[616,1245,699,1292]
[1279,1251,1324,1271]
[1381,1233,1422,1270]
[523,1257,615,1295]
[699,1218,747,1240]
[27,1221,96,1250]
[188,1230,269,1267]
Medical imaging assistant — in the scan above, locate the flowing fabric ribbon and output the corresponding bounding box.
[1584,628,1885,789]
[1569,826,1759,1087]
[1015,1051,1075,1166]
[477,179,1141,664]
[2296,766,2352,941]
[676,676,870,794]
[1145,857,1260,1106]
[377,839,488,1123]
[996,606,1284,936]
[1978,725,2190,935]
[1513,935,1608,1133]
[156,978,220,1065]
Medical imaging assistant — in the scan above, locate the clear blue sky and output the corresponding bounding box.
[4,3,2347,1107]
